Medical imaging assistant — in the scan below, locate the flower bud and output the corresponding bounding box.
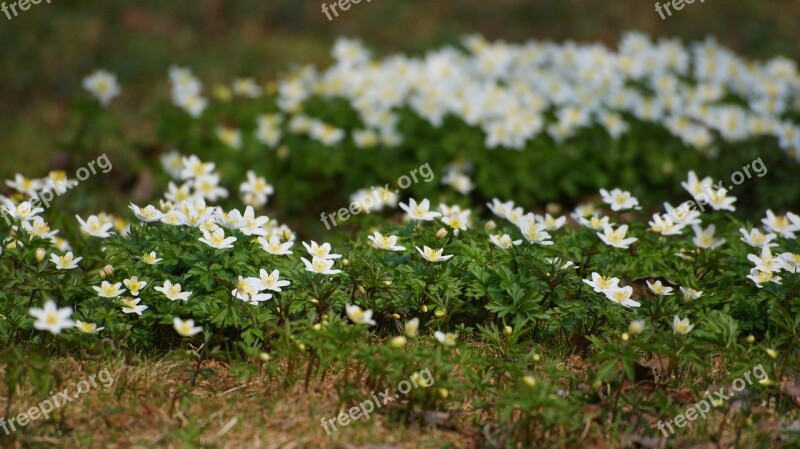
[297,343,306,352]
[277,145,290,160]
[99,264,114,278]
[357,285,366,296]
[746,334,755,344]
[420,305,428,313]
[484,220,497,231]
[35,248,46,262]
[342,258,350,267]
[434,309,445,318]
[503,325,513,336]
[259,352,271,362]
[766,348,777,359]
[522,375,536,387]
[437,388,449,399]
[532,353,541,363]
[312,323,322,331]
[383,280,392,286]
[389,336,407,348]
[628,320,645,335]
[391,313,401,320]
[546,203,562,215]
[621,332,629,342]
[310,298,319,305]
[436,228,448,239]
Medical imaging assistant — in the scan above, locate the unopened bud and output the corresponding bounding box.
[312,323,322,331]
[99,264,114,278]
[35,248,46,262]
[342,258,350,267]
[310,298,319,305]
[621,332,629,342]
[297,343,306,351]
[437,388,449,399]
[389,336,407,348]
[484,220,497,231]
[746,335,755,344]
[436,228,448,239]
[420,305,428,313]
[503,325,513,336]
[766,348,777,359]
[532,354,541,363]
[522,375,536,387]
[391,313,401,320]
[434,309,445,318]
[259,352,271,362]
[383,280,392,286]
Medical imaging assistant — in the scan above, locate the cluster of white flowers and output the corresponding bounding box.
[263,34,800,158]
[169,66,208,118]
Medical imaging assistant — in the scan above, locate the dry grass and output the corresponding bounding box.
[0,356,474,449]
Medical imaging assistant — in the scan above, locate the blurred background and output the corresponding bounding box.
[1,0,798,234]
[2,0,798,177]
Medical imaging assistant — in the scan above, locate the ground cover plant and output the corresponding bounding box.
[2,30,800,449]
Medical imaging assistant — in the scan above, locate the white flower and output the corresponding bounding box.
[780,253,800,273]
[199,228,237,249]
[583,272,620,293]
[121,297,148,315]
[536,214,567,231]
[154,280,192,301]
[663,202,701,226]
[82,70,121,106]
[368,232,406,251]
[761,210,799,239]
[301,256,342,275]
[93,281,125,298]
[258,235,294,256]
[681,171,713,199]
[747,246,785,273]
[646,280,674,296]
[519,221,554,245]
[739,228,778,248]
[345,304,376,325]
[405,317,420,337]
[50,252,82,270]
[648,214,684,236]
[216,126,243,150]
[747,269,782,288]
[232,276,272,305]
[75,321,104,334]
[123,277,147,296]
[416,246,453,262]
[76,214,113,238]
[672,316,695,335]
[141,251,162,265]
[255,269,290,292]
[29,300,74,334]
[679,287,703,302]
[238,206,270,237]
[489,234,522,249]
[599,188,640,211]
[2,200,44,222]
[434,331,458,346]
[303,241,341,259]
[577,215,612,230]
[707,188,737,212]
[399,198,441,221]
[22,217,59,239]
[180,155,215,180]
[597,225,638,249]
[173,317,203,337]
[692,224,725,249]
[129,204,164,223]
[603,286,641,308]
